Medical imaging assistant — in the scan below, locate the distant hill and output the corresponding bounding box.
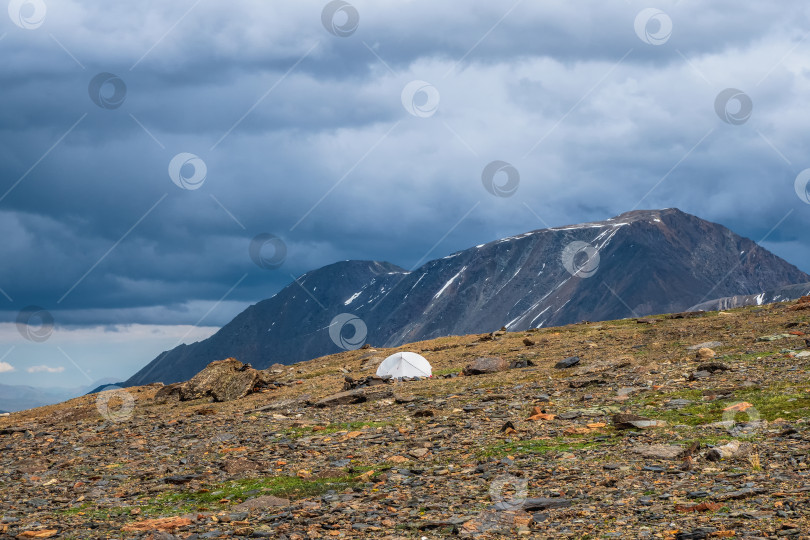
[85,382,126,395]
[0,378,120,412]
[691,282,810,312]
[126,208,810,386]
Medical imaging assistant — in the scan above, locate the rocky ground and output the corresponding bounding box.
[2,300,810,539]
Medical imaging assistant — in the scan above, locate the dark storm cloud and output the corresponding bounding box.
[1,0,809,331]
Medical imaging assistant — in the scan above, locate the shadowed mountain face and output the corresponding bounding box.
[126,208,809,385]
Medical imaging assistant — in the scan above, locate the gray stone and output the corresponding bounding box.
[613,413,665,430]
[463,357,510,375]
[555,356,580,369]
[631,444,683,460]
[686,341,723,350]
[313,389,368,408]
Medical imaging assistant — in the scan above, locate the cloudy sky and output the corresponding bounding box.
[2,0,810,388]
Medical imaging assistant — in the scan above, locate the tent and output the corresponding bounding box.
[376,351,432,379]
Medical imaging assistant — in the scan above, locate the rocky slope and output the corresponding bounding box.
[2,299,810,538]
[127,208,809,386]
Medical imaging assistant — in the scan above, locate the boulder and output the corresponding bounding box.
[705,440,753,462]
[313,389,368,408]
[180,358,260,402]
[343,375,392,390]
[631,444,684,460]
[554,356,580,369]
[696,362,730,373]
[612,413,665,430]
[463,356,510,375]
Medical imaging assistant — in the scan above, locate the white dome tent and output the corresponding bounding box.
[376,352,432,379]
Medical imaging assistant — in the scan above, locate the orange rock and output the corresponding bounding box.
[16,531,59,539]
[723,402,753,412]
[528,406,555,421]
[674,501,723,513]
[563,427,592,435]
[121,517,193,532]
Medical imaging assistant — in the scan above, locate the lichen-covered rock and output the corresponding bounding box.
[182,358,258,402]
[179,358,260,402]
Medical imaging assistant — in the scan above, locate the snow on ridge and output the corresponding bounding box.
[504,314,522,329]
[433,266,467,300]
[529,305,550,326]
[410,273,427,291]
[551,222,630,232]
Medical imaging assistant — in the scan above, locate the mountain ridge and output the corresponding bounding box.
[126,208,809,385]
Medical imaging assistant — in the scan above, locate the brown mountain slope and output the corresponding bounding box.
[2,299,810,538]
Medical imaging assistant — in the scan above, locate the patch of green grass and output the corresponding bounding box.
[156,473,360,509]
[58,470,384,521]
[735,385,810,421]
[479,435,614,458]
[433,367,461,376]
[635,383,810,427]
[733,350,781,363]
